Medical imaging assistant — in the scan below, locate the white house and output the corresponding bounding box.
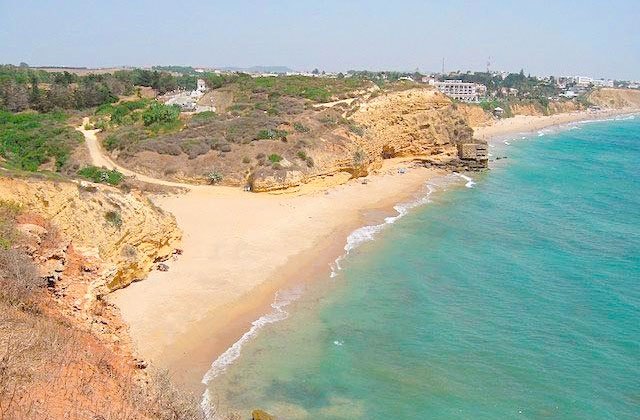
[430,79,486,102]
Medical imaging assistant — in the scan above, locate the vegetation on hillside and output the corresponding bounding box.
[77,166,124,185]
[0,65,200,113]
[0,110,82,171]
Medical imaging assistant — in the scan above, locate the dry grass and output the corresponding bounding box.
[0,207,203,420]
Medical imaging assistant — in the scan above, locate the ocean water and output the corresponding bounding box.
[203,116,640,419]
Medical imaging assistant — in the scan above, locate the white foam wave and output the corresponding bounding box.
[503,140,511,145]
[201,289,301,387]
[330,184,436,278]
[201,182,439,416]
[453,172,476,188]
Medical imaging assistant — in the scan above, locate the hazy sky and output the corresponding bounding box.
[1,0,639,80]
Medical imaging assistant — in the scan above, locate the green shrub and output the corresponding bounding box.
[268,154,282,163]
[296,150,307,160]
[105,211,122,228]
[77,166,124,185]
[0,110,82,171]
[348,123,365,136]
[293,122,309,133]
[142,102,180,126]
[206,170,223,184]
[191,111,217,122]
[256,129,287,140]
[353,148,367,166]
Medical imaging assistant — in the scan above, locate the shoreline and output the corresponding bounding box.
[474,107,640,144]
[108,159,449,393]
[109,106,639,403]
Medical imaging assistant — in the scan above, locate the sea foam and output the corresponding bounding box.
[329,184,436,277]
[201,288,302,384]
[453,172,476,188]
[201,182,439,416]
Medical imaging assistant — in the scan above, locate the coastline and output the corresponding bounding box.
[108,159,447,392]
[109,106,639,401]
[474,107,640,143]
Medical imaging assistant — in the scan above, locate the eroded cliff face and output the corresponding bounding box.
[587,88,640,109]
[0,177,181,292]
[251,88,478,192]
[351,89,473,159]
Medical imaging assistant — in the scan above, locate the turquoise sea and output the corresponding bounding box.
[203,116,640,419]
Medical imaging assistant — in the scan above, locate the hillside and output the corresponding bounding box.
[0,176,199,419]
[587,88,640,108]
[96,79,484,192]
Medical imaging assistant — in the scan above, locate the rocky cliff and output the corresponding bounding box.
[251,88,481,191]
[0,176,181,292]
[587,88,640,109]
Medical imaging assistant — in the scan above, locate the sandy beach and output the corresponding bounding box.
[474,108,640,142]
[108,159,446,388]
[108,106,640,393]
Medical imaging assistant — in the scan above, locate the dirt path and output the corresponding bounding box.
[76,117,198,189]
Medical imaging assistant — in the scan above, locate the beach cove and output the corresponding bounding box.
[203,113,640,418]
[106,107,639,413]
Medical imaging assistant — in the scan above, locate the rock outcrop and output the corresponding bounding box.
[250,88,482,191]
[0,177,181,292]
[587,88,640,109]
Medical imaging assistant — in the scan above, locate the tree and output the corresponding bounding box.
[312,68,320,75]
[29,75,42,109]
[0,81,29,111]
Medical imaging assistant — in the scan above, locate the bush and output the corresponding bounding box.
[293,122,309,133]
[0,247,43,307]
[0,200,22,250]
[0,110,82,171]
[306,156,315,167]
[206,170,223,184]
[268,154,282,163]
[180,139,210,159]
[142,102,180,126]
[242,156,251,164]
[77,166,124,185]
[105,211,122,228]
[348,123,365,136]
[353,148,367,166]
[256,129,288,140]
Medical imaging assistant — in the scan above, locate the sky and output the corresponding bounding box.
[1,0,639,80]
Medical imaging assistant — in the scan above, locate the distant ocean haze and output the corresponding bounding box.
[204,116,640,419]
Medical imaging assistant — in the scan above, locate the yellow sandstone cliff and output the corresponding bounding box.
[0,177,181,292]
[251,88,476,192]
[587,88,640,109]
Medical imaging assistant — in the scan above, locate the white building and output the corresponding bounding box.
[591,79,614,88]
[574,76,614,88]
[575,76,593,87]
[196,78,207,91]
[429,79,486,102]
